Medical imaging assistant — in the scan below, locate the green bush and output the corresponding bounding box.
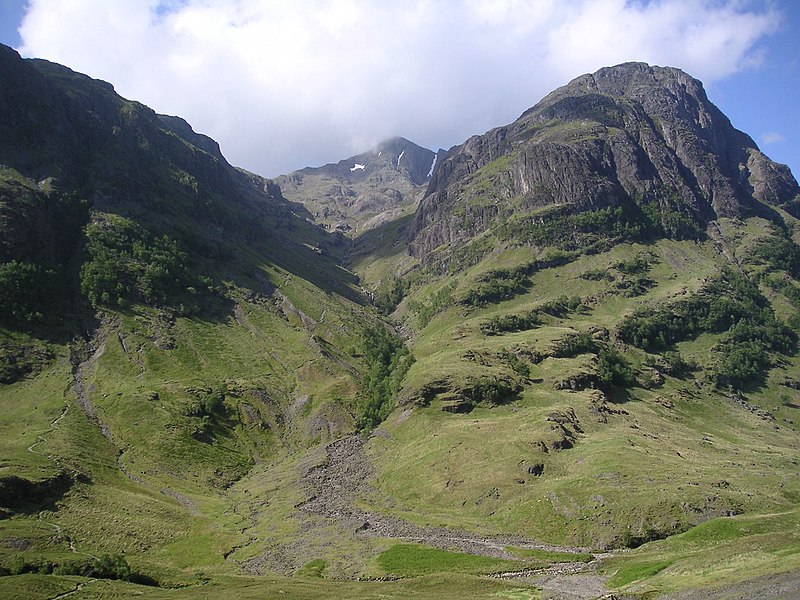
[374,277,409,314]
[551,332,597,358]
[2,554,156,586]
[596,348,636,389]
[357,325,415,430]
[408,282,456,328]
[462,266,531,306]
[80,215,188,308]
[751,234,800,278]
[618,269,796,389]
[0,261,58,325]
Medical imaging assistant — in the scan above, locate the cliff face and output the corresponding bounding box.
[410,62,798,260]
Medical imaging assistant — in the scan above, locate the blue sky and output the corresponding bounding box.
[1,0,798,180]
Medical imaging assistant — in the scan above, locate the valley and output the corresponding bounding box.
[1,47,800,599]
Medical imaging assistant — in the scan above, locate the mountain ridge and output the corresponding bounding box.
[409,62,798,263]
[275,136,444,234]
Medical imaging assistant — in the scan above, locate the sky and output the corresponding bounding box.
[1,0,798,179]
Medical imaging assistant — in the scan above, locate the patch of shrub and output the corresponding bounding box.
[751,234,800,279]
[618,269,796,389]
[462,266,531,306]
[481,294,586,334]
[357,325,415,430]
[596,348,636,389]
[550,332,597,358]
[374,277,409,315]
[463,377,521,405]
[2,554,157,586]
[482,310,541,336]
[580,267,612,281]
[0,261,60,325]
[503,351,531,378]
[408,282,456,328]
[80,215,189,308]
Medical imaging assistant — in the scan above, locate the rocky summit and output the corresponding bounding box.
[276,137,445,234]
[411,62,798,261]
[2,46,800,600]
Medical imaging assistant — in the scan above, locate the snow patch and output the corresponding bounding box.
[397,150,405,166]
[350,163,365,172]
[427,154,438,178]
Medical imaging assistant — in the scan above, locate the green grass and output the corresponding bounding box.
[600,508,800,593]
[0,572,537,599]
[376,544,533,577]
[296,558,327,578]
[606,559,673,587]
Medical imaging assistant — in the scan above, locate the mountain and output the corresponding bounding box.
[275,137,443,233]
[410,62,798,264]
[2,47,800,600]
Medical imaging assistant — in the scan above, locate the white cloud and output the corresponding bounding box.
[761,131,785,145]
[18,0,780,176]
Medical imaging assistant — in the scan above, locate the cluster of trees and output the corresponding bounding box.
[751,234,800,279]
[550,331,636,390]
[0,554,157,586]
[497,188,702,252]
[619,269,796,388]
[357,325,415,430]
[581,254,656,297]
[0,261,59,325]
[498,205,644,251]
[483,295,584,335]
[373,276,410,315]
[462,377,521,405]
[408,282,456,328]
[80,216,189,308]
[461,264,531,307]
[462,251,577,308]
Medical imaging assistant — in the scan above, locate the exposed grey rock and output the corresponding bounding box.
[410,62,799,261]
[275,137,436,233]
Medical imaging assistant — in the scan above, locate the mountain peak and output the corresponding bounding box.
[412,62,799,262]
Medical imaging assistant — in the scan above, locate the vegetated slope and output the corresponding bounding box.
[349,63,800,595]
[275,137,444,234]
[0,42,397,594]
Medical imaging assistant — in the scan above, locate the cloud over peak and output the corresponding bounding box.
[20,0,780,176]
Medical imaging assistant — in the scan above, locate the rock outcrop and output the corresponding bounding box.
[410,62,798,261]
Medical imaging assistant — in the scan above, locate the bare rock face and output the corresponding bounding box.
[410,62,798,261]
[275,137,441,233]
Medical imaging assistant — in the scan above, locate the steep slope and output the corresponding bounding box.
[276,137,442,233]
[350,63,800,596]
[0,43,385,593]
[410,62,798,266]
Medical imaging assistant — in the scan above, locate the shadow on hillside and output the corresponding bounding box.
[605,386,633,404]
[348,213,414,265]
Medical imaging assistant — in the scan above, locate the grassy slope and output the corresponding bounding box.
[353,216,800,594]
[0,254,370,585]
[3,174,800,600]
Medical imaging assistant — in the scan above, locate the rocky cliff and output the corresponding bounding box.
[276,137,442,233]
[410,62,799,261]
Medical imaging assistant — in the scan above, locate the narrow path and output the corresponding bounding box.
[37,518,97,561]
[48,578,96,600]
[71,326,143,485]
[26,403,70,458]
